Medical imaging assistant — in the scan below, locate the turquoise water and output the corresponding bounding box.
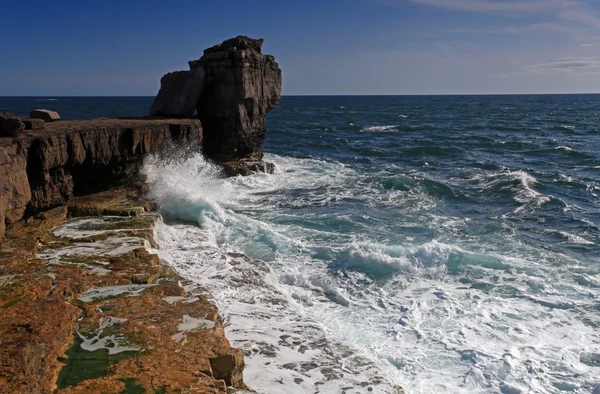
[3,95,600,393]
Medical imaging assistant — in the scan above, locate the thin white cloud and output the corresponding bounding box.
[559,8,600,27]
[407,0,574,13]
[523,56,600,75]
[397,0,600,29]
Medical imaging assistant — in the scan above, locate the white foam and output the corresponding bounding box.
[78,284,157,303]
[153,222,403,393]
[559,231,595,245]
[555,145,573,151]
[172,315,216,345]
[143,151,600,394]
[52,217,153,239]
[471,169,551,214]
[78,315,138,355]
[39,236,149,263]
[361,125,397,132]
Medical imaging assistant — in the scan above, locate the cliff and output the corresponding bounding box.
[0,118,201,240]
[0,35,282,393]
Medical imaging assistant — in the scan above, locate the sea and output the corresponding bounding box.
[2,95,600,393]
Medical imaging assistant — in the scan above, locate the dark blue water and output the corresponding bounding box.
[4,95,600,393]
[264,95,600,263]
[0,96,153,120]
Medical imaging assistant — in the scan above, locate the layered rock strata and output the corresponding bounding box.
[150,35,282,166]
[0,118,202,240]
[191,36,282,162]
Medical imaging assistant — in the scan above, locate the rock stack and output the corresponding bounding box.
[150,36,282,175]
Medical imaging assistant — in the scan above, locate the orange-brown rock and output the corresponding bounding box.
[0,189,249,393]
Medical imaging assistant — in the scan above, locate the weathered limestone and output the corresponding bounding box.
[30,108,61,122]
[147,36,281,174]
[0,118,202,240]
[191,36,282,161]
[0,112,25,137]
[149,67,206,118]
[0,190,247,393]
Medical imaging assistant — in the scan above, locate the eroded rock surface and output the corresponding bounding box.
[149,68,206,118]
[0,118,202,239]
[0,190,247,393]
[191,36,282,162]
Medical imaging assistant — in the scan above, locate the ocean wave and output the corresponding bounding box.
[555,145,572,151]
[328,241,463,280]
[558,231,595,245]
[381,176,456,200]
[470,170,551,213]
[524,147,594,160]
[142,143,600,394]
[153,221,403,393]
[360,125,397,132]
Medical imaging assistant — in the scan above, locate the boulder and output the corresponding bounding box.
[0,112,25,137]
[30,109,60,122]
[23,118,45,131]
[189,36,282,161]
[222,159,275,177]
[149,67,205,118]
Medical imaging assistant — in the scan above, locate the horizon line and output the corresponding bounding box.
[1,92,600,98]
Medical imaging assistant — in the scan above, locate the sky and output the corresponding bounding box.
[1,0,599,95]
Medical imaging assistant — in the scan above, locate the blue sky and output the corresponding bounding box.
[1,0,599,95]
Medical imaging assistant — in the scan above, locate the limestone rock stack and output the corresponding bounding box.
[150,36,282,167]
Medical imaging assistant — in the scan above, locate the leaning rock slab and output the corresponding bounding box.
[190,35,282,161]
[149,67,205,118]
[30,109,61,122]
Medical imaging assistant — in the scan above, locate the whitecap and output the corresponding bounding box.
[559,231,594,245]
[555,145,573,151]
[360,125,397,132]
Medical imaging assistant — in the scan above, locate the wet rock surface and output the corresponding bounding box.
[0,189,248,393]
[222,158,275,177]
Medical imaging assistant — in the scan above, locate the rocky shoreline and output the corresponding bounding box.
[1,189,249,393]
[0,36,281,393]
